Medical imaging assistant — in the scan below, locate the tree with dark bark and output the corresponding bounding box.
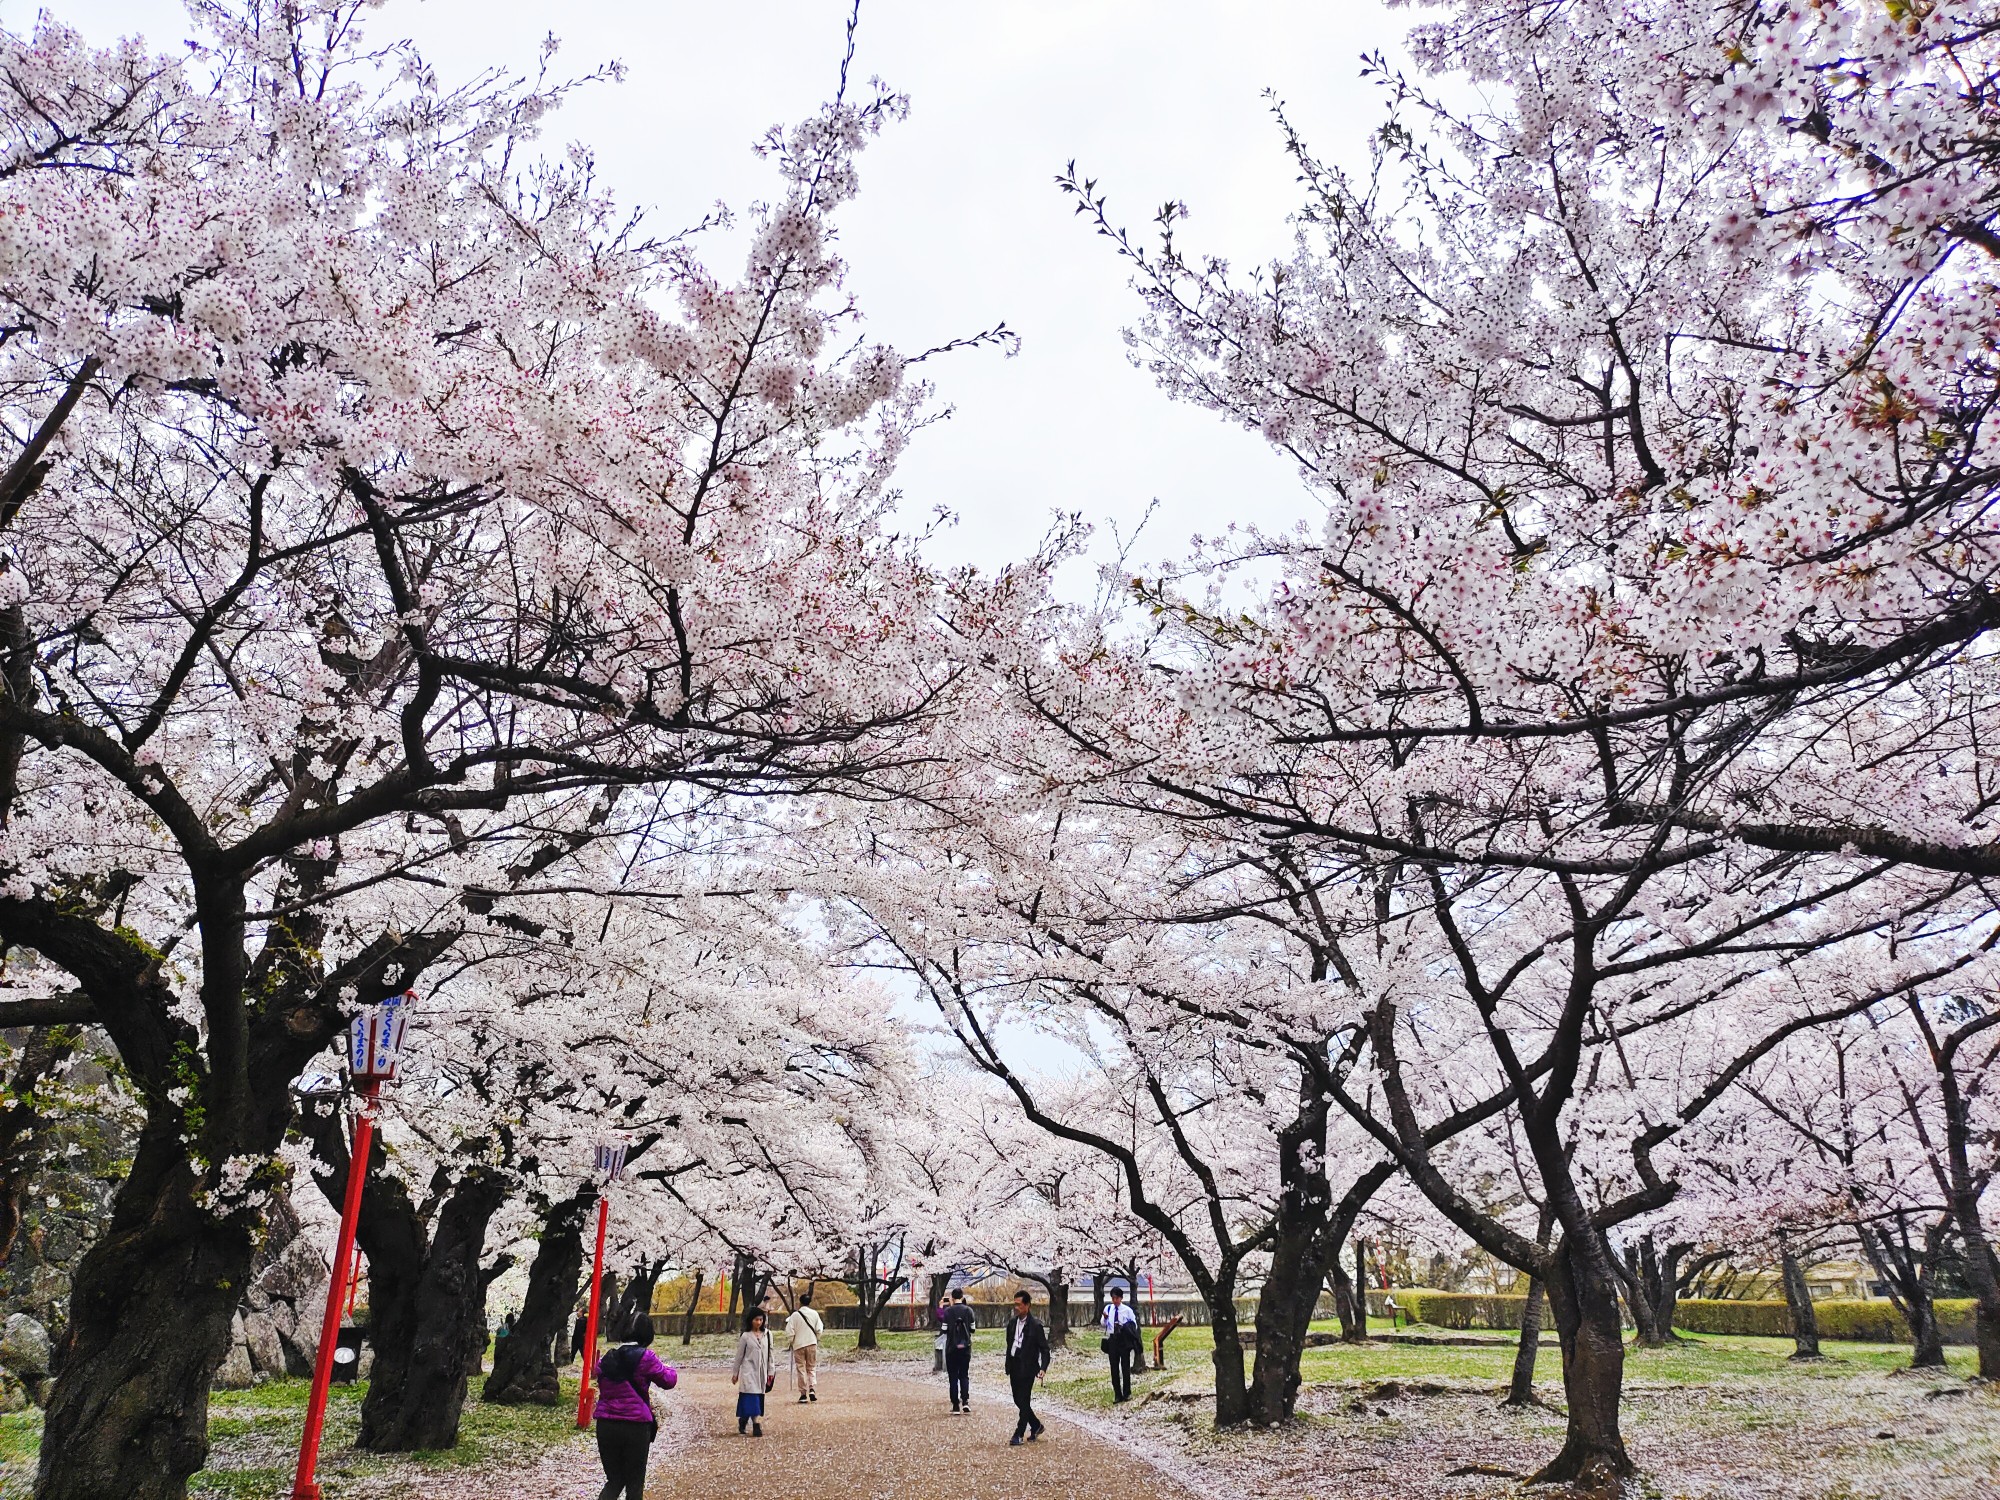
[1895,997,2000,1377]
[1303,850,1952,1488]
[680,1271,706,1347]
[1777,1245,1823,1363]
[846,1238,908,1351]
[1610,1234,1726,1349]
[299,1096,511,1449]
[1037,0,2000,1480]
[484,1189,595,1406]
[1741,1003,1995,1375]
[0,3,1030,1493]
[1859,1213,1952,1371]
[610,1258,668,1342]
[1506,1277,1548,1407]
[1503,1204,1557,1405]
[465,1255,515,1376]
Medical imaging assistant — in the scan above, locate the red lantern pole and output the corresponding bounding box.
[291,1081,378,1500]
[575,1192,610,1428]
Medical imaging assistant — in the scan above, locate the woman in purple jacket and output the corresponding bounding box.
[593,1315,677,1500]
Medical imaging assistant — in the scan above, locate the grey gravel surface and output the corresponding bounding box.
[640,1365,1203,1500]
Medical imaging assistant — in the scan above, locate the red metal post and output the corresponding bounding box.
[575,1193,610,1428]
[291,1083,377,1500]
[344,1243,363,1318]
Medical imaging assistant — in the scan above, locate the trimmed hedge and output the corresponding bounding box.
[1389,1291,1533,1330]
[1373,1288,1978,1344]
[1674,1297,1976,1344]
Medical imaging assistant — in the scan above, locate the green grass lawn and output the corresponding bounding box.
[0,1325,1981,1499]
[1026,1318,1983,1414]
[0,1372,586,1500]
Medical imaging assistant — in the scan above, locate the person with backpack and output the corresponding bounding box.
[592,1316,677,1500]
[939,1287,977,1413]
[785,1290,824,1403]
[731,1307,777,1436]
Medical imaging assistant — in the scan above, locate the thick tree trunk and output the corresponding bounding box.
[1506,1273,1546,1406]
[1973,1284,2000,1381]
[358,1169,507,1451]
[1047,1275,1070,1349]
[1613,1233,1685,1348]
[36,1125,253,1500]
[300,1095,511,1451]
[847,1243,901,1351]
[1248,1086,1335,1426]
[1940,1165,2000,1376]
[483,1190,592,1405]
[1907,1292,1946,1369]
[1209,1282,1250,1427]
[1535,1235,1635,1487]
[1779,1248,1822,1361]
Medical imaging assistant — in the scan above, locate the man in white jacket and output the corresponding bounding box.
[786,1291,825,1402]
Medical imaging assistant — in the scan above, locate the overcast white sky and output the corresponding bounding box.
[50,0,1415,584]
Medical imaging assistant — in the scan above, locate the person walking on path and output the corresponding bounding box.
[593,1316,678,1500]
[939,1287,977,1413]
[731,1308,777,1436]
[1101,1284,1140,1403]
[1003,1290,1050,1446]
[786,1291,825,1403]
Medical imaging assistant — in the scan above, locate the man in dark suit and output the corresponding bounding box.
[940,1287,977,1412]
[1002,1290,1050,1445]
[1100,1283,1141,1402]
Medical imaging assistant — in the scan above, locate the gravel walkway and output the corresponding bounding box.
[631,1364,1204,1500]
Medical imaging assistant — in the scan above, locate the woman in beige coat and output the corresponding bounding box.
[730,1309,776,1436]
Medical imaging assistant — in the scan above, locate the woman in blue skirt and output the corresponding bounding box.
[730,1307,775,1436]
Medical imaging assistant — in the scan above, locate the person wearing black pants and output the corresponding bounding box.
[940,1287,977,1412]
[1101,1284,1139,1403]
[1003,1291,1050,1445]
[591,1317,678,1500]
[595,1421,650,1500]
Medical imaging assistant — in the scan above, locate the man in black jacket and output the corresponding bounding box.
[1002,1291,1050,1445]
[940,1288,977,1412]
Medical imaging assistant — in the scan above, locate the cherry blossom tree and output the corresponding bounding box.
[823,780,1439,1427]
[1731,988,2000,1372]
[0,1,1038,1491]
[1031,0,2000,1480]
